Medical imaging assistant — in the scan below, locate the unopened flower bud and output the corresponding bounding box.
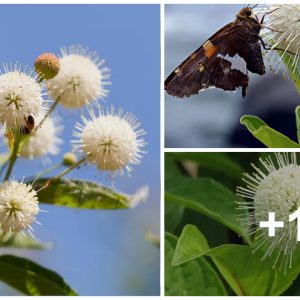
[35,53,60,80]
[63,152,77,166]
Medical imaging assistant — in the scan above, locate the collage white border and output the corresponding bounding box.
[1,0,300,298]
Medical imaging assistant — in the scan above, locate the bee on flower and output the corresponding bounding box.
[0,63,48,129]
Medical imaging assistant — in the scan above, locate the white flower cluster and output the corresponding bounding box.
[73,106,146,175]
[0,64,47,129]
[259,4,300,77]
[20,117,63,159]
[47,45,111,108]
[0,44,146,235]
[237,153,300,272]
[0,181,39,235]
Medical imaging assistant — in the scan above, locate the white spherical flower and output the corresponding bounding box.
[259,5,300,76]
[0,64,47,128]
[0,180,39,234]
[20,117,63,159]
[47,45,111,108]
[263,5,300,54]
[236,153,300,272]
[73,106,146,175]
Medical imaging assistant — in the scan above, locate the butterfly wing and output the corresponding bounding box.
[165,22,264,98]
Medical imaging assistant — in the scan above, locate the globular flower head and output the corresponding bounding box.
[259,4,300,78]
[0,180,39,235]
[47,45,111,108]
[19,117,63,159]
[0,63,47,129]
[73,106,146,176]
[35,52,60,80]
[236,153,300,272]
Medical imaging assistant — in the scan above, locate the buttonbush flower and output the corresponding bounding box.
[73,106,146,175]
[260,4,300,77]
[236,153,300,272]
[47,45,111,108]
[0,64,47,128]
[20,117,63,159]
[0,180,39,235]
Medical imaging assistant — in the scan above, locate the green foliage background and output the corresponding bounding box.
[165,152,300,296]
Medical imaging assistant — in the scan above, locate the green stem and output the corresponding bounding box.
[53,157,87,180]
[0,156,10,177]
[36,96,61,130]
[33,162,63,181]
[4,136,21,181]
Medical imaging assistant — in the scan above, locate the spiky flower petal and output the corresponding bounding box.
[0,181,39,234]
[0,64,47,128]
[259,4,300,77]
[20,117,63,159]
[47,45,111,108]
[73,106,146,175]
[237,153,300,272]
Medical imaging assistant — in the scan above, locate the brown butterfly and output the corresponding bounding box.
[165,6,290,98]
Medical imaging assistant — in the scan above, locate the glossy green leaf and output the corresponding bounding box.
[165,202,184,233]
[165,176,250,243]
[172,221,300,295]
[168,152,242,180]
[172,224,210,265]
[204,244,300,296]
[33,178,147,209]
[0,255,77,295]
[165,233,227,296]
[240,115,300,148]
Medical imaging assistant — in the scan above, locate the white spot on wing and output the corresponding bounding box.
[217,53,247,75]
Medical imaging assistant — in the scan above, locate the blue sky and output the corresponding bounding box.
[0,4,160,296]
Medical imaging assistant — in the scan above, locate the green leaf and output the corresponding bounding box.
[0,255,77,295]
[295,106,300,143]
[173,227,300,296]
[165,154,182,181]
[172,224,210,265]
[165,176,250,243]
[165,202,184,233]
[240,115,300,148]
[165,233,227,296]
[33,178,147,209]
[168,152,242,180]
[165,155,185,233]
[0,234,50,250]
[203,244,300,296]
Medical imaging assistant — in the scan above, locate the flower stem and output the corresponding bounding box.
[33,162,63,181]
[4,135,21,181]
[36,96,61,130]
[53,157,87,180]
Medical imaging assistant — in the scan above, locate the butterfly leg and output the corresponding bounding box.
[259,36,296,56]
[260,8,279,24]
